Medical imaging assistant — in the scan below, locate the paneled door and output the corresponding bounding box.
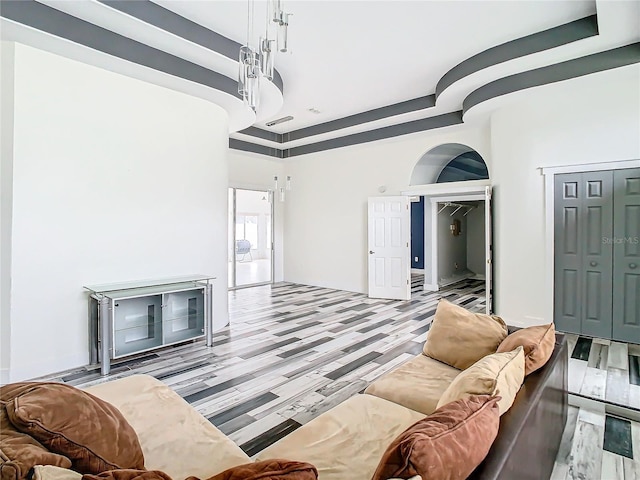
[368,196,411,300]
[612,168,640,343]
[554,171,613,338]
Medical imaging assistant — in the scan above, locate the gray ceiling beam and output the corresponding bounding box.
[437,15,599,99]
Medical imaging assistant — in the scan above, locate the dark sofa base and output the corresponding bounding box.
[469,332,568,480]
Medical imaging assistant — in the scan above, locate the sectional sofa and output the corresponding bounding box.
[3,305,568,480]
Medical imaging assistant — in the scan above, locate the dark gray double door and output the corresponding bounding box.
[554,168,640,342]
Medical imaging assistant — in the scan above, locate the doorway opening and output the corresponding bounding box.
[404,143,493,313]
[435,200,485,287]
[228,188,274,289]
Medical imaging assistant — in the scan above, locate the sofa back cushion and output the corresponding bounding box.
[497,323,556,376]
[85,375,251,480]
[5,383,144,474]
[371,395,500,480]
[436,347,525,416]
[423,299,508,370]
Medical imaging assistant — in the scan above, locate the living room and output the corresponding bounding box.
[1,1,639,479]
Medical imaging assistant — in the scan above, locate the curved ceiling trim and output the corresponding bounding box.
[97,0,284,93]
[463,42,640,116]
[239,14,599,144]
[232,42,640,159]
[436,15,598,99]
[0,0,241,98]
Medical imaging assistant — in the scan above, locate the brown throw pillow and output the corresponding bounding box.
[497,323,556,376]
[1,383,72,480]
[80,461,318,480]
[203,460,318,480]
[423,299,508,370]
[5,383,144,475]
[436,347,525,416]
[371,395,500,480]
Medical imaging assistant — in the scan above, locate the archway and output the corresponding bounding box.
[407,143,492,313]
[410,143,489,186]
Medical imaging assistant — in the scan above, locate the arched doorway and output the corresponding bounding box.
[407,143,492,313]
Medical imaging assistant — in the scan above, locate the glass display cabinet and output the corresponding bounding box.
[85,275,215,375]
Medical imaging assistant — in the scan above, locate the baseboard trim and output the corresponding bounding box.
[423,283,439,292]
[9,352,88,382]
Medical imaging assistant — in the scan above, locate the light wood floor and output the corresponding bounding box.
[37,281,638,478]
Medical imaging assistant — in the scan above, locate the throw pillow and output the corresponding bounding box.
[78,461,318,480]
[423,299,508,370]
[1,383,72,480]
[5,382,144,474]
[436,347,525,416]
[497,323,556,376]
[371,395,500,480]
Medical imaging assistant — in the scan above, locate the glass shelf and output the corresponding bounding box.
[84,274,215,296]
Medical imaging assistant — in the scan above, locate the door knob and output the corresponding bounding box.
[369,250,375,255]
[590,261,598,267]
[631,263,638,269]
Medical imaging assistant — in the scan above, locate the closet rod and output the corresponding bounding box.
[437,202,477,215]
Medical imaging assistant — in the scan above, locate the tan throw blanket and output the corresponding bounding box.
[81,460,318,480]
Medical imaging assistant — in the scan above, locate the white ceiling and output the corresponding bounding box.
[3,0,638,150]
[156,0,596,132]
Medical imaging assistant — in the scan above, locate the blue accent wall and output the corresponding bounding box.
[436,151,489,183]
[411,197,425,269]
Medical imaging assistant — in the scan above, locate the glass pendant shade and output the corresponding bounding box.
[271,0,282,23]
[260,37,275,81]
[278,12,289,53]
[238,46,260,111]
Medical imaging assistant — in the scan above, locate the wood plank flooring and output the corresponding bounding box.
[38,279,485,456]
[36,280,639,478]
[567,333,640,411]
[552,406,640,479]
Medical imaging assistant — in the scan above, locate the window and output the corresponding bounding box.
[235,214,258,248]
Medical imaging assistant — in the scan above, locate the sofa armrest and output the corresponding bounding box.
[469,333,568,480]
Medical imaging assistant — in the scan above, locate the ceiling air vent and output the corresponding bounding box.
[265,115,294,127]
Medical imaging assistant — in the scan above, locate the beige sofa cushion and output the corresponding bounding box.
[256,394,425,480]
[85,375,250,480]
[436,347,525,416]
[32,466,81,480]
[497,323,556,376]
[423,299,508,370]
[364,354,460,415]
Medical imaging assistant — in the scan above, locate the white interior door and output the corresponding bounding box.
[368,196,411,300]
[485,186,493,314]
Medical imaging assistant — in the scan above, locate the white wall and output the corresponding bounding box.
[437,207,468,282]
[283,124,491,293]
[0,42,15,384]
[228,150,285,282]
[490,65,640,327]
[8,43,230,380]
[466,205,485,275]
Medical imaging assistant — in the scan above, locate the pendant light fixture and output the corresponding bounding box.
[239,0,291,112]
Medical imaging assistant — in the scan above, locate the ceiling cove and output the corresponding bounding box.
[2,2,638,158]
[237,14,599,146]
[0,0,284,131]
